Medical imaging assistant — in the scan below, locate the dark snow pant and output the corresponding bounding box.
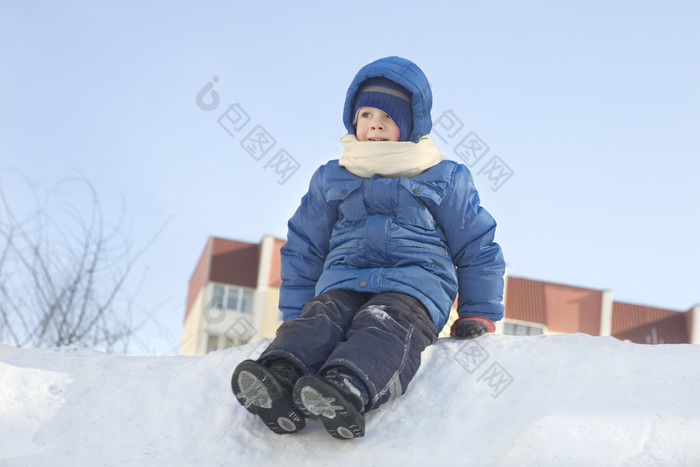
[258,289,439,411]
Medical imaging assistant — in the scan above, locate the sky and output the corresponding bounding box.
[1,1,699,354]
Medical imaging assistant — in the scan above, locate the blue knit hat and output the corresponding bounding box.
[352,77,413,142]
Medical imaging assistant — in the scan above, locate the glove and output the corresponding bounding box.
[450,316,495,339]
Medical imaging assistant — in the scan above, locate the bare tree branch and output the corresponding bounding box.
[0,170,163,352]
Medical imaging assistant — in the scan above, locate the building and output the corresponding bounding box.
[179,235,699,355]
[501,276,699,344]
[179,236,285,355]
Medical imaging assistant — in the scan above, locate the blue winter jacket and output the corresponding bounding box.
[279,159,505,331]
[279,57,505,332]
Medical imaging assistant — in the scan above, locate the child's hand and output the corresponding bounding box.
[450,317,495,339]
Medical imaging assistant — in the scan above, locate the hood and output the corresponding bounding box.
[343,56,433,143]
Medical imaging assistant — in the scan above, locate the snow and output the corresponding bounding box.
[1,334,699,466]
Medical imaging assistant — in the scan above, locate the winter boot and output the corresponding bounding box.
[292,373,366,440]
[231,359,305,434]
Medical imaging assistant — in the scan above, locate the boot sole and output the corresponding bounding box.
[293,374,365,440]
[231,360,305,434]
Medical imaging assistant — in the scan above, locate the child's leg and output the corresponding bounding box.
[319,292,438,412]
[257,289,368,373]
[231,289,367,435]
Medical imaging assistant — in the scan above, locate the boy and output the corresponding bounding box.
[231,56,505,439]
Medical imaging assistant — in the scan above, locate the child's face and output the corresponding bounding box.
[355,106,401,142]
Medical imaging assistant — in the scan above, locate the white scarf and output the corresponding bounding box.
[338,134,446,178]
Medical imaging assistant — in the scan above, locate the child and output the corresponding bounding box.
[231,56,505,439]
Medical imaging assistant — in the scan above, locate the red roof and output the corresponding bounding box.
[612,302,689,344]
[506,276,603,335]
[268,238,285,288]
[505,277,547,324]
[208,238,259,289]
[184,237,261,322]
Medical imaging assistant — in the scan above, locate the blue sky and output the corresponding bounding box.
[2,1,698,353]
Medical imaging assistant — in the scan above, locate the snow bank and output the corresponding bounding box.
[1,334,699,466]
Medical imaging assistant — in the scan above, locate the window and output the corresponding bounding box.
[205,332,250,353]
[240,290,253,313]
[503,322,544,336]
[206,334,220,353]
[208,284,254,314]
[226,288,239,310]
[212,286,225,309]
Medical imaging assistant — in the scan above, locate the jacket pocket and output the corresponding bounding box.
[396,179,445,231]
[324,179,365,224]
